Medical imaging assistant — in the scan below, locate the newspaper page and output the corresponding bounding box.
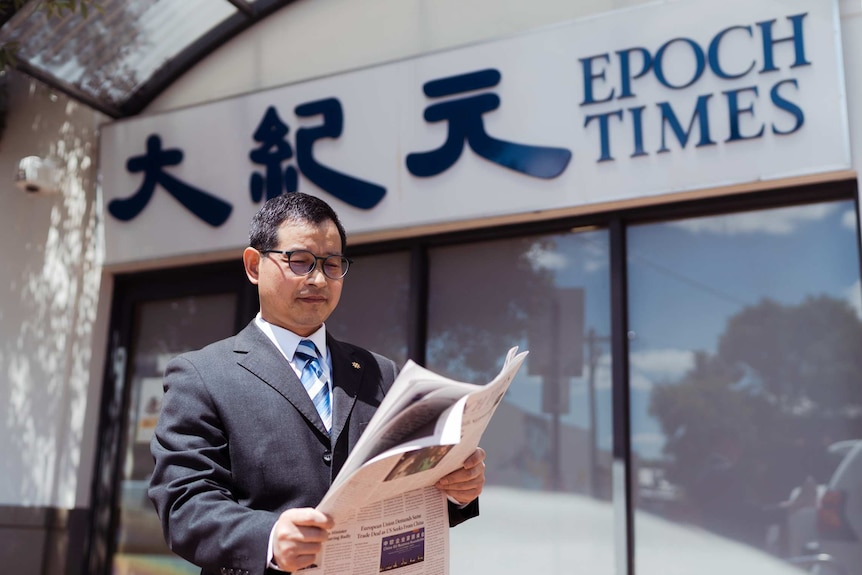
[319,346,527,520]
[304,347,528,575]
[303,485,450,575]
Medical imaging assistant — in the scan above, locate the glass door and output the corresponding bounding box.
[87,262,255,575]
[113,293,241,574]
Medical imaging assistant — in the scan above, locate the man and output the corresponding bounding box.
[149,192,485,575]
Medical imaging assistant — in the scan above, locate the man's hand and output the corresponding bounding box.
[435,447,486,505]
[272,508,334,572]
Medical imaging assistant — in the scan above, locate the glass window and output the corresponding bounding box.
[114,293,238,575]
[628,200,862,575]
[427,230,615,575]
[327,251,411,367]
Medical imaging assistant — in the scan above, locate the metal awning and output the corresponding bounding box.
[0,0,298,118]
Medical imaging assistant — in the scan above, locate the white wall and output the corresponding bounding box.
[0,70,106,508]
[148,0,648,113]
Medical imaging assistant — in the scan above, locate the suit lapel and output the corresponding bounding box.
[234,322,329,436]
[327,335,363,447]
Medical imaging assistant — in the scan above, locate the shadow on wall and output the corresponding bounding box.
[0,69,104,508]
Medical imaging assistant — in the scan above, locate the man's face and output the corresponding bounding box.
[244,218,344,336]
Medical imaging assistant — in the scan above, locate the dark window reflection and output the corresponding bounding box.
[427,230,615,575]
[116,294,237,574]
[629,200,862,575]
[327,251,410,366]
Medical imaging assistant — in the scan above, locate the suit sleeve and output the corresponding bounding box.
[448,498,479,527]
[148,355,276,574]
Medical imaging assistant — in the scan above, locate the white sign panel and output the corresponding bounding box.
[100,0,849,265]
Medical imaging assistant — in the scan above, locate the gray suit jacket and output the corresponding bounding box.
[149,321,477,575]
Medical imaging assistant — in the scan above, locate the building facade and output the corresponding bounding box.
[2,1,862,574]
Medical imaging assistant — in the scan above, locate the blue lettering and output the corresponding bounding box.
[407,69,571,178]
[616,47,652,99]
[757,13,810,72]
[770,79,804,135]
[249,106,298,202]
[249,101,386,210]
[654,38,706,90]
[658,95,715,152]
[580,54,615,105]
[708,25,756,80]
[111,134,232,226]
[724,86,765,142]
[629,106,648,157]
[584,110,623,162]
[295,98,386,210]
[578,12,810,160]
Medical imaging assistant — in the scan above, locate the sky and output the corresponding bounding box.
[503,198,862,460]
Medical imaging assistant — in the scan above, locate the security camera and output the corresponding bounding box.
[15,156,60,194]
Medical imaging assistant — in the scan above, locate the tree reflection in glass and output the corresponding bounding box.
[430,229,616,575]
[428,230,611,490]
[629,199,862,575]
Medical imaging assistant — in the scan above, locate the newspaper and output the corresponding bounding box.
[302,346,528,575]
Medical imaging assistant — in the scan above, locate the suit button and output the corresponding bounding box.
[322,450,332,465]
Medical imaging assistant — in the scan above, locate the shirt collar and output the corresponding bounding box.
[254,312,328,362]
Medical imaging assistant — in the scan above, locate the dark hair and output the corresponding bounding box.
[248,192,347,252]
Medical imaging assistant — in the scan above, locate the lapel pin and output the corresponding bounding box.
[352,362,361,369]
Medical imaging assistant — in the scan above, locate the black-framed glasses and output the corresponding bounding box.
[261,249,353,279]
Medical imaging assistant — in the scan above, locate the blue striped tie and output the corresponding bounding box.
[295,339,332,432]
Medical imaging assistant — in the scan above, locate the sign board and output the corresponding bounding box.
[99,0,849,265]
